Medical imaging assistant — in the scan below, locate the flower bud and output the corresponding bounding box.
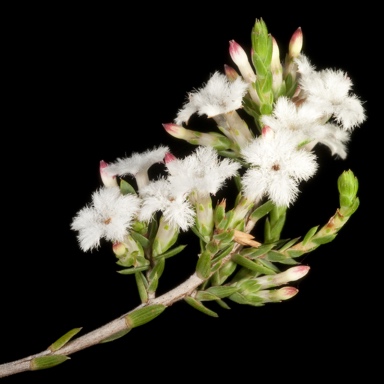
[338,169,359,208]
[100,160,118,187]
[289,27,303,59]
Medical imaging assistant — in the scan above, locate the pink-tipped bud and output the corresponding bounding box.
[162,123,189,140]
[254,265,310,289]
[284,265,310,281]
[224,64,239,81]
[277,286,299,300]
[164,152,176,164]
[100,160,118,187]
[271,37,281,71]
[261,125,274,139]
[289,27,303,58]
[112,242,126,257]
[229,40,256,83]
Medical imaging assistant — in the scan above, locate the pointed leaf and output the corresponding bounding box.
[130,230,150,248]
[153,244,187,260]
[184,296,219,317]
[31,355,70,371]
[196,250,212,279]
[250,200,274,221]
[120,179,136,195]
[117,265,149,274]
[135,272,148,304]
[312,234,337,245]
[205,285,239,298]
[302,226,319,246]
[100,329,131,343]
[49,327,83,352]
[125,304,166,328]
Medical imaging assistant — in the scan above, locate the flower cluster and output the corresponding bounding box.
[71,18,365,310]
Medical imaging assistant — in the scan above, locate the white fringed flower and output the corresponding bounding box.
[241,127,318,207]
[165,146,241,201]
[295,55,366,131]
[104,146,169,191]
[139,178,195,231]
[175,71,248,125]
[71,186,141,251]
[261,96,351,158]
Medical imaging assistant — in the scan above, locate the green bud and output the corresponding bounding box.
[338,169,359,208]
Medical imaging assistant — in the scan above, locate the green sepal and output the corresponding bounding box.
[211,244,235,264]
[206,241,219,254]
[148,257,165,293]
[340,197,360,217]
[196,250,212,279]
[125,304,166,328]
[302,226,319,246]
[242,95,261,128]
[266,250,298,265]
[211,259,237,285]
[284,74,298,98]
[213,229,235,243]
[117,265,149,274]
[184,296,219,317]
[256,258,280,273]
[130,230,150,248]
[229,292,264,307]
[205,285,239,298]
[147,216,159,244]
[249,200,274,221]
[216,299,231,309]
[195,291,219,301]
[278,237,301,252]
[135,272,148,304]
[232,253,278,272]
[311,234,337,245]
[153,244,187,260]
[100,329,131,343]
[120,179,136,195]
[214,201,226,227]
[286,249,306,258]
[31,355,70,371]
[191,225,209,243]
[49,327,82,352]
[239,243,274,259]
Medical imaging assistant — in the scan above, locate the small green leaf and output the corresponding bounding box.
[120,179,136,195]
[100,329,132,343]
[249,199,274,222]
[196,250,212,279]
[232,253,275,273]
[125,304,166,328]
[311,234,337,245]
[153,244,187,260]
[130,231,150,248]
[240,243,275,259]
[184,297,219,317]
[49,327,82,352]
[31,355,70,371]
[278,237,301,252]
[135,272,148,304]
[117,265,149,275]
[302,226,319,246]
[205,285,239,298]
[195,291,219,301]
[266,251,298,265]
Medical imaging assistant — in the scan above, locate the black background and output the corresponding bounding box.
[1,5,379,382]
